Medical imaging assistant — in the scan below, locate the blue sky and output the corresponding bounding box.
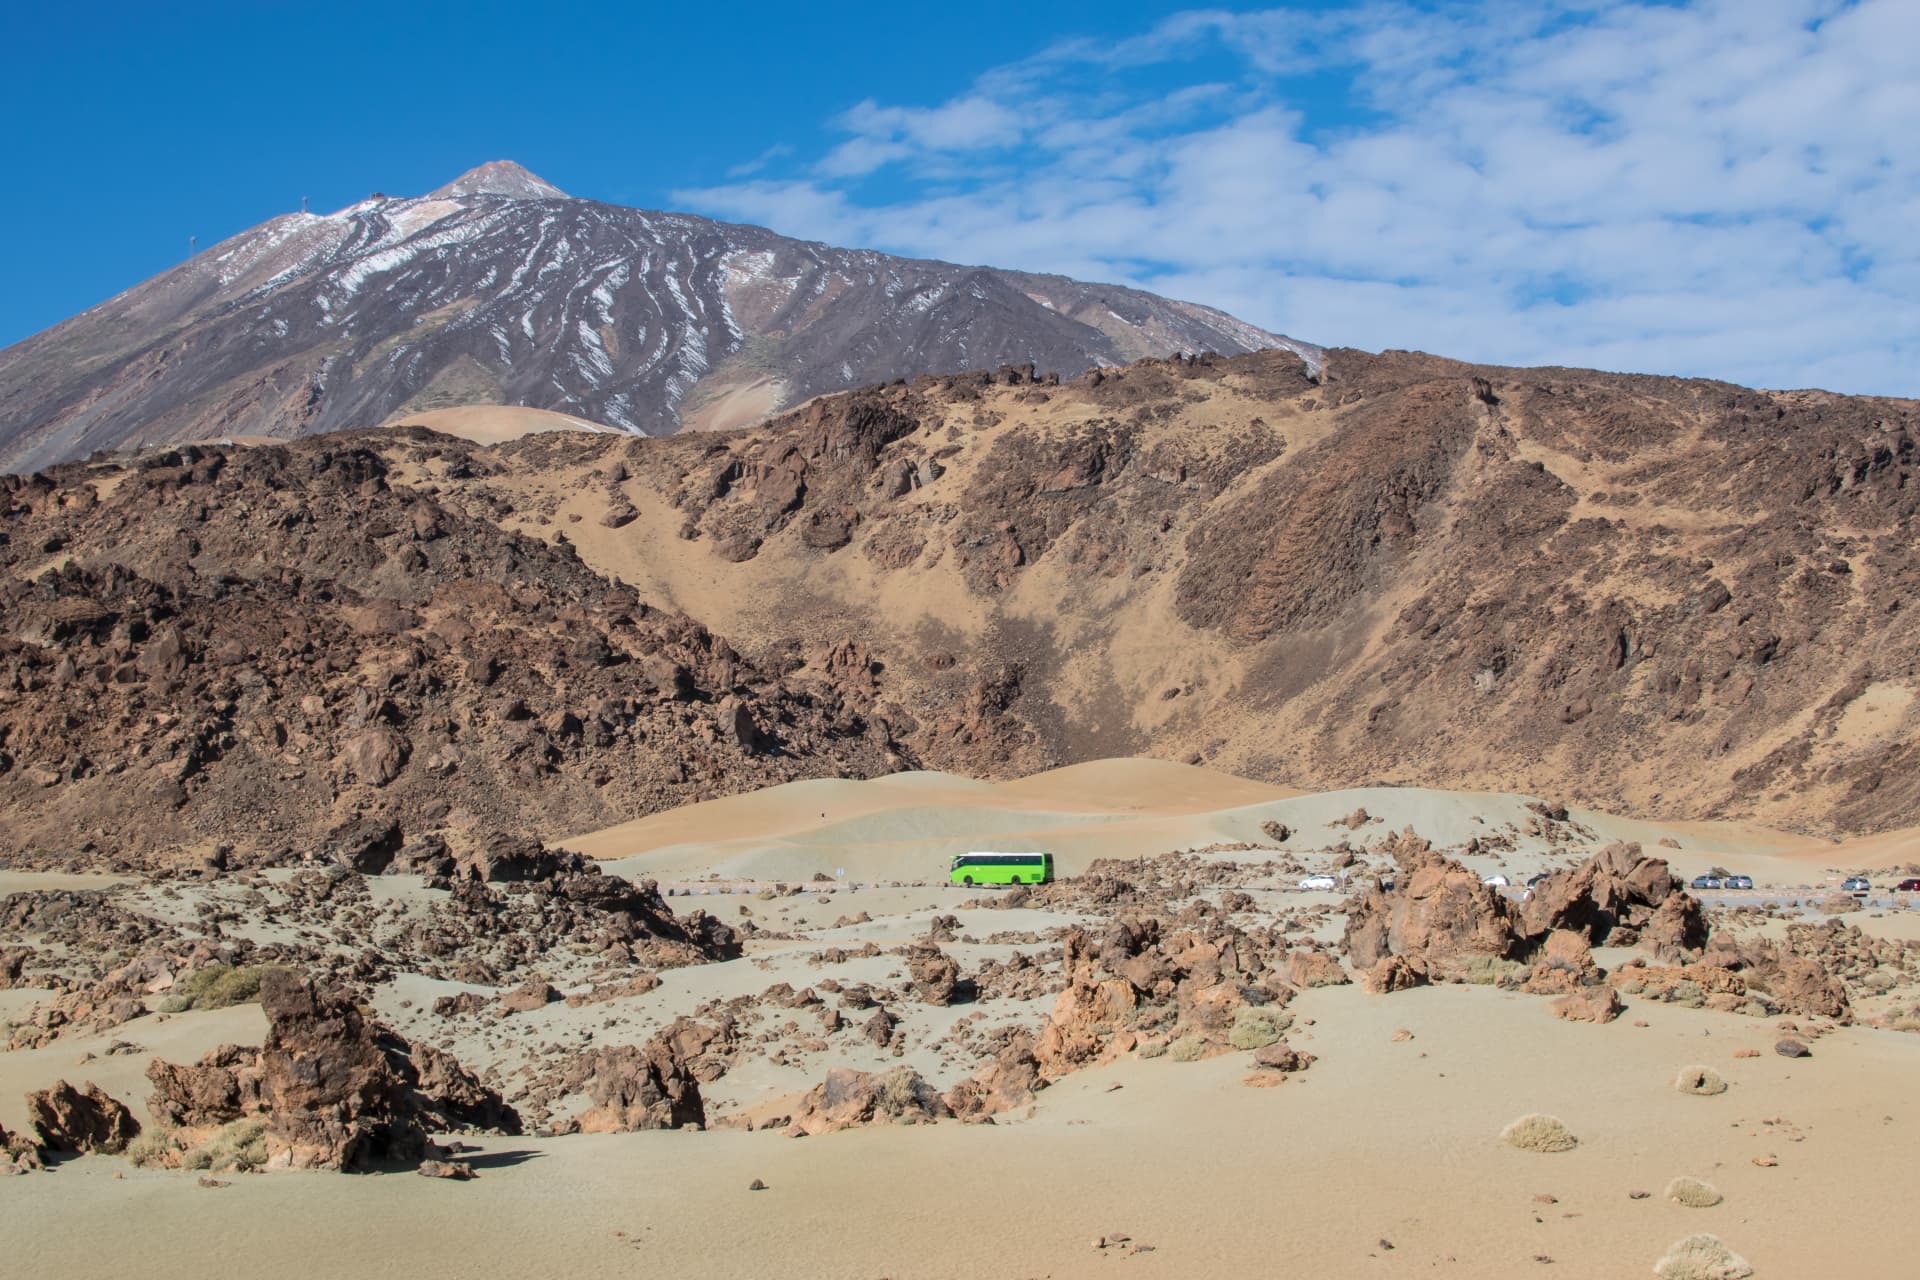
[2,1,1913,394]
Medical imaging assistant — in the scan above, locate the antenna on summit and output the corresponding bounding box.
[302,194,309,213]
[188,234,197,257]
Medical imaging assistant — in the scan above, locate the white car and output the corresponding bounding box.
[1298,874,1340,891]
[1483,874,1511,887]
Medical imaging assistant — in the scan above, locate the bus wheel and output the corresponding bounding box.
[1008,876,1021,885]
[962,876,973,887]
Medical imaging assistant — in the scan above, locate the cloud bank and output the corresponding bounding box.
[677,1,1917,395]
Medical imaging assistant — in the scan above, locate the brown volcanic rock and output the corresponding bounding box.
[26,1079,140,1154]
[1518,842,1703,954]
[249,971,423,1169]
[489,347,1920,837]
[1343,833,1524,979]
[143,971,514,1169]
[785,1066,950,1135]
[905,944,962,1005]
[565,1019,715,1133]
[2,1119,45,1172]
[0,439,901,868]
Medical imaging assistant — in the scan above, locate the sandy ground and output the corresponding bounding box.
[8,758,1920,1276]
[561,759,1906,892]
[377,404,615,444]
[10,983,1916,1279]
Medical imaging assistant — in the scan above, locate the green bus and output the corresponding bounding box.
[949,851,1053,887]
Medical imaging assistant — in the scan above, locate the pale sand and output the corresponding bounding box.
[0,1002,269,1135]
[378,404,614,444]
[11,983,1915,1279]
[563,757,1873,888]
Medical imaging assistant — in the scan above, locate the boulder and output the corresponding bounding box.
[1284,948,1351,989]
[323,817,403,875]
[1550,986,1624,1023]
[904,944,962,1005]
[944,1034,1042,1121]
[143,972,513,1170]
[785,1066,950,1135]
[251,971,422,1168]
[1518,842,1704,953]
[338,726,409,787]
[497,980,561,1015]
[1,1119,45,1173]
[568,1021,709,1132]
[26,1080,140,1154]
[1252,1040,1315,1072]
[147,1044,260,1128]
[1344,834,1523,979]
[1360,954,1427,994]
[1521,930,1601,996]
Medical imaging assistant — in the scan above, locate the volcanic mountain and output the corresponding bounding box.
[0,161,1310,474]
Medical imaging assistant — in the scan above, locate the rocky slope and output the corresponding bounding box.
[0,434,901,868]
[4,345,1916,851]
[407,347,1919,837]
[0,161,1309,474]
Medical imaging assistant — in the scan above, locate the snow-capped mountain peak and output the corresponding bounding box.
[429,160,569,201]
[0,167,1317,473]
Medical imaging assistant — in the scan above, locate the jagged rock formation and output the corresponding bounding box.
[0,436,899,866]
[143,970,514,1170]
[25,1080,140,1154]
[0,161,1306,473]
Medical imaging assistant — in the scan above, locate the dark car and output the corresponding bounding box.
[1690,875,1723,890]
[1725,875,1754,890]
[1898,878,1920,892]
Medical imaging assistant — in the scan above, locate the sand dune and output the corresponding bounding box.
[563,757,1880,888]
[379,404,616,444]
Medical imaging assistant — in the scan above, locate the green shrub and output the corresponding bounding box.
[1666,1176,1724,1208]
[1673,1066,1727,1096]
[124,1128,185,1169]
[1458,955,1529,985]
[1167,1036,1207,1063]
[157,964,283,1014]
[1228,1006,1289,1051]
[182,1120,269,1173]
[1500,1113,1577,1153]
[1653,1233,1752,1279]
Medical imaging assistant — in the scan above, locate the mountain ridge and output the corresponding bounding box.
[0,162,1313,474]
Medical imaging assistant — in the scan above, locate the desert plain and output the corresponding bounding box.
[5,756,1918,1279]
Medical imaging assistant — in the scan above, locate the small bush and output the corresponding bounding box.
[124,1129,185,1169]
[1652,1233,1752,1279]
[1458,955,1529,985]
[1167,1036,1207,1063]
[1136,1037,1168,1059]
[1673,1066,1727,1096]
[1666,1176,1724,1208]
[1228,1006,1289,1050]
[157,964,283,1014]
[182,1120,269,1173]
[1500,1113,1577,1153]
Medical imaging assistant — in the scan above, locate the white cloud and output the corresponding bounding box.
[675,0,1919,394]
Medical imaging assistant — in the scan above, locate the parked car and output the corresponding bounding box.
[1725,875,1754,890]
[1690,875,1723,890]
[1298,874,1340,891]
[1897,878,1920,892]
[1483,874,1510,887]
[1842,876,1871,893]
